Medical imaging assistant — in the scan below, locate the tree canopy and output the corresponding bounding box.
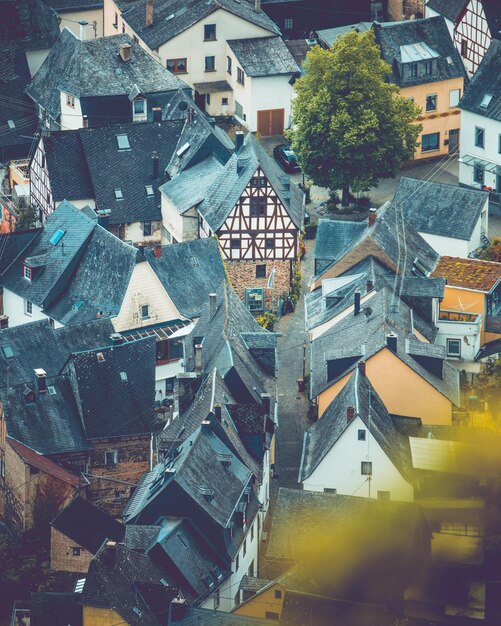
[288,30,422,205]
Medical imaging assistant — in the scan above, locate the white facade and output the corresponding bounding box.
[56,9,104,39]
[161,193,199,244]
[435,311,482,362]
[301,415,414,502]
[60,92,84,130]
[418,206,487,257]
[2,289,63,329]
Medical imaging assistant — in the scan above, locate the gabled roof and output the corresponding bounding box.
[183,281,277,403]
[0,0,60,51]
[373,17,465,88]
[0,229,39,273]
[432,256,501,292]
[8,438,83,486]
[316,22,372,48]
[2,376,89,455]
[459,39,501,122]
[115,0,280,50]
[175,609,270,625]
[26,29,186,121]
[227,36,299,77]
[67,336,158,439]
[144,238,227,319]
[393,177,488,241]
[82,542,174,626]
[51,497,124,553]
[310,287,460,406]
[314,219,369,268]
[425,0,466,23]
[299,369,413,483]
[312,202,439,286]
[197,133,303,231]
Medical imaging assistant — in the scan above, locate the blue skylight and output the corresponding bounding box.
[49,228,66,245]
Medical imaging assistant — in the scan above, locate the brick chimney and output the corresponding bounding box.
[214,404,222,422]
[0,315,9,329]
[366,279,374,293]
[34,368,47,393]
[153,244,162,258]
[119,43,132,62]
[152,107,162,122]
[386,332,398,353]
[358,360,366,376]
[354,291,361,316]
[194,344,203,373]
[261,393,271,415]
[110,333,124,346]
[368,208,377,226]
[235,130,244,152]
[145,0,154,27]
[255,0,261,10]
[346,406,355,423]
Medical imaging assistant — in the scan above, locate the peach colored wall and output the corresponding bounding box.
[318,349,452,425]
[401,77,464,161]
[233,583,284,620]
[83,607,125,626]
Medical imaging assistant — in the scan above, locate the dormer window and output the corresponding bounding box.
[423,60,432,75]
[410,63,418,77]
[132,98,147,122]
[23,264,32,281]
[66,94,75,108]
[480,94,493,109]
[145,185,154,196]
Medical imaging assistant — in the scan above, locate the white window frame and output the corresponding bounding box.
[132,98,147,122]
[25,299,33,316]
[446,338,461,358]
[23,265,32,281]
[449,88,460,108]
[105,450,118,466]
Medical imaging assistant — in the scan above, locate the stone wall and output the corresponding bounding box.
[50,526,93,573]
[86,436,152,517]
[226,259,293,313]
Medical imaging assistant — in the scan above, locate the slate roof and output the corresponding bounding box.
[459,40,501,122]
[227,36,299,77]
[82,542,174,626]
[42,0,103,11]
[1,375,89,455]
[175,609,270,625]
[312,201,439,285]
[197,133,303,231]
[432,256,501,292]
[115,0,280,50]
[299,369,413,483]
[373,17,465,88]
[314,219,368,268]
[283,39,312,68]
[0,201,138,325]
[393,177,488,241]
[316,21,372,48]
[30,592,83,626]
[53,318,116,359]
[0,230,39,273]
[26,29,186,121]
[67,336,158,439]
[0,0,60,51]
[425,0,466,22]
[144,238,227,319]
[125,525,160,551]
[310,287,460,406]
[51,497,124,553]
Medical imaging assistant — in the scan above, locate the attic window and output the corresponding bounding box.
[133,608,142,617]
[120,371,128,382]
[160,578,169,587]
[7,120,15,129]
[96,352,106,363]
[49,228,65,245]
[1,344,14,359]
[116,134,130,150]
[47,385,56,395]
[114,188,124,200]
[145,185,154,196]
[190,257,200,267]
[23,265,32,281]
[480,94,493,109]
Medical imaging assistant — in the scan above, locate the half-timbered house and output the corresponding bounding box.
[161,132,304,312]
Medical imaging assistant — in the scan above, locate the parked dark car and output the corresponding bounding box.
[273,144,301,173]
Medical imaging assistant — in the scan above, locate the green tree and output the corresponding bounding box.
[481,237,501,262]
[288,31,422,206]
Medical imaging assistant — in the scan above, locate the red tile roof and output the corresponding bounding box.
[432,256,501,292]
[8,438,83,487]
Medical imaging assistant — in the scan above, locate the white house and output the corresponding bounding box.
[458,40,501,217]
[299,368,415,502]
[393,177,489,257]
[435,309,482,366]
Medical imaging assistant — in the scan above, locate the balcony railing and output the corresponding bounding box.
[439,310,481,324]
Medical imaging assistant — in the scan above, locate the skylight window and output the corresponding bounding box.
[145,185,154,196]
[120,371,128,382]
[116,134,130,150]
[1,344,14,359]
[480,94,493,109]
[47,385,56,395]
[114,188,124,200]
[7,120,15,129]
[49,228,66,245]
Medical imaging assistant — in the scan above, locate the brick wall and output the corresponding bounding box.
[50,526,93,573]
[4,441,29,533]
[86,436,152,517]
[226,259,292,313]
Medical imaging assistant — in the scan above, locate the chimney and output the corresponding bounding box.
[354,291,361,316]
[201,420,211,433]
[214,404,222,422]
[152,150,159,180]
[368,208,377,227]
[235,131,244,153]
[153,244,162,258]
[186,107,193,125]
[34,368,47,393]
[386,332,398,353]
[103,541,117,569]
[78,20,88,40]
[358,360,366,377]
[96,208,111,230]
[152,107,162,123]
[194,344,203,373]
[171,596,187,621]
[110,333,124,346]
[346,406,355,423]
[208,293,217,319]
[0,315,9,329]
[366,279,374,293]
[82,115,89,129]
[119,43,132,62]
[145,0,154,27]
[261,393,271,416]
[255,0,261,11]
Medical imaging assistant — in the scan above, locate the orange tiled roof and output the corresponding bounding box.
[432,256,501,292]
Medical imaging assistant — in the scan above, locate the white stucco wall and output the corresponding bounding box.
[60,92,84,130]
[460,109,501,193]
[302,415,414,502]
[26,48,51,78]
[309,290,378,341]
[419,232,469,258]
[124,220,162,245]
[2,289,63,328]
[161,193,199,243]
[56,9,104,39]
[435,317,482,362]
[247,74,294,133]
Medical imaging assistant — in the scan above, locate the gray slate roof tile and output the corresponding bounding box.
[459,39,501,122]
[425,0,466,22]
[227,36,299,77]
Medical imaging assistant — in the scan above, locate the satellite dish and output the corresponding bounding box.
[178,101,188,111]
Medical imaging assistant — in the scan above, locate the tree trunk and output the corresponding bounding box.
[341,182,350,207]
